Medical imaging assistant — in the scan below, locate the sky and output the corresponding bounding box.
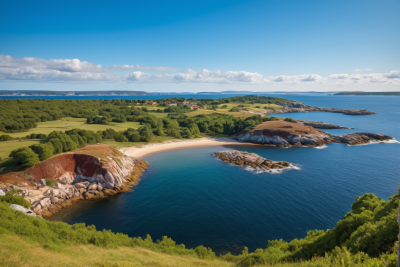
[0,0,399,92]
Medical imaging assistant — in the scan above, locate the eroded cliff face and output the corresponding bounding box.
[0,144,148,218]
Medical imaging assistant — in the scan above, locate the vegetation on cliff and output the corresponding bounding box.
[0,192,397,266]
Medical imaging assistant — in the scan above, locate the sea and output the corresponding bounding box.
[6,93,399,255]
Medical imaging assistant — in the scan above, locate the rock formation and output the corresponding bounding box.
[297,120,352,129]
[234,121,394,147]
[253,101,376,116]
[213,150,291,170]
[0,144,148,218]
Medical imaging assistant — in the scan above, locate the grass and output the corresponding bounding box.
[0,117,141,138]
[0,234,233,267]
[0,140,40,160]
[187,109,257,118]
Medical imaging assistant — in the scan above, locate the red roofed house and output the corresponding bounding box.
[152,102,158,106]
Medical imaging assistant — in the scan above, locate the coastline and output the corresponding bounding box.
[121,137,260,158]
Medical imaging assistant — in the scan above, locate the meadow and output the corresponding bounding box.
[0,117,142,138]
[0,140,40,160]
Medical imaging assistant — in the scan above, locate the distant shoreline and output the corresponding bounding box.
[121,137,260,158]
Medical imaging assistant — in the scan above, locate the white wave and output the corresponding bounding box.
[314,144,328,149]
[347,138,399,146]
[243,163,301,175]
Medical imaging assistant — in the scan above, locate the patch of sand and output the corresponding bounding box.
[121,137,258,158]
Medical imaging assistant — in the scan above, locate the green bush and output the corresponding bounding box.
[284,118,297,123]
[45,178,56,187]
[29,144,53,161]
[0,189,30,208]
[9,147,39,167]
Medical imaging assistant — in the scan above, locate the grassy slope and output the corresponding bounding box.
[0,235,233,267]
[0,140,40,159]
[0,117,141,138]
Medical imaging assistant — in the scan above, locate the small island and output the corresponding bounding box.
[213,150,291,170]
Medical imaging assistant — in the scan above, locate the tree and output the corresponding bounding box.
[9,147,39,167]
[29,144,52,161]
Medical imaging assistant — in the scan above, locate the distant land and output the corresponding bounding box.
[0,90,148,96]
[334,92,400,96]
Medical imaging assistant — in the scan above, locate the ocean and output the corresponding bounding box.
[19,93,399,255]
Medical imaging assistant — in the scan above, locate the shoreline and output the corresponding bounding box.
[121,137,261,158]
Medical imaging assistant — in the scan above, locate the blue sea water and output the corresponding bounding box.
[39,94,399,254]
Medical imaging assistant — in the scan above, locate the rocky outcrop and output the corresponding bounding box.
[10,204,41,218]
[334,133,394,145]
[0,144,149,218]
[234,121,395,147]
[298,120,352,129]
[252,101,376,116]
[213,151,291,170]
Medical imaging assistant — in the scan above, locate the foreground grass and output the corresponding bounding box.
[0,117,141,138]
[0,140,40,160]
[0,235,233,267]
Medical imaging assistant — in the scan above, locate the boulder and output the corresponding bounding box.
[51,189,60,197]
[74,183,87,189]
[50,197,58,204]
[97,183,103,191]
[32,203,42,212]
[73,191,80,198]
[104,182,114,189]
[39,179,46,187]
[88,184,97,191]
[10,204,39,217]
[95,174,105,183]
[0,190,5,196]
[40,198,51,208]
[79,188,85,195]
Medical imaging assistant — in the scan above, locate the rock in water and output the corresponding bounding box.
[213,150,291,170]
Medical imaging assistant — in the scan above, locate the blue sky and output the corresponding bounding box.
[0,0,399,92]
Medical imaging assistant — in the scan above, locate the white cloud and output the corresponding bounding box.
[0,55,179,73]
[0,55,398,86]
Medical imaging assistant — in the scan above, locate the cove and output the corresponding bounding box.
[49,95,400,255]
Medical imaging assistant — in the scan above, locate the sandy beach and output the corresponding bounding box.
[121,137,258,158]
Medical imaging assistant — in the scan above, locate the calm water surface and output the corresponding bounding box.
[44,94,399,254]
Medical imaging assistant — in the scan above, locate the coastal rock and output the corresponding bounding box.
[213,150,291,170]
[234,120,394,147]
[298,120,352,129]
[0,190,5,196]
[50,197,58,204]
[88,184,97,191]
[10,204,39,217]
[32,203,42,212]
[40,198,51,209]
[335,133,394,145]
[74,183,87,189]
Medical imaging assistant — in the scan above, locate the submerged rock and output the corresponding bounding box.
[213,150,291,170]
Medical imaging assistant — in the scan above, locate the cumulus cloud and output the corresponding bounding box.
[0,55,179,73]
[0,55,398,86]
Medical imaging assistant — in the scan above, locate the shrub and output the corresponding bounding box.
[284,118,297,123]
[229,107,240,112]
[9,147,39,167]
[0,135,13,141]
[0,189,30,208]
[45,178,56,187]
[29,144,52,161]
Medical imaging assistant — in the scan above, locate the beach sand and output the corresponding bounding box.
[121,137,258,158]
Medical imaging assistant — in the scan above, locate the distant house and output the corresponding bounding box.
[183,101,189,104]
[191,105,198,109]
[167,101,171,104]
[152,102,158,106]
[144,100,148,104]
[190,102,197,105]
[169,103,177,106]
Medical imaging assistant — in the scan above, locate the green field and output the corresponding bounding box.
[0,140,40,160]
[0,117,141,138]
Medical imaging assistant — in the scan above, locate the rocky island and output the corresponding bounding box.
[0,144,148,218]
[213,150,291,170]
[234,120,394,147]
[253,102,376,116]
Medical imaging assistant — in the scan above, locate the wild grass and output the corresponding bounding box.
[0,140,40,160]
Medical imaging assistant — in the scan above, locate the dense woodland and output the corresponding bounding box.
[0,191,397,266]
[0,96,291,133]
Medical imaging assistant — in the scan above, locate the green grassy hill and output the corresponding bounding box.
[0,192,397,267]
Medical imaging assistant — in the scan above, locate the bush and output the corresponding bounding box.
[0,189,30,208]
[0,135,13,141]
[45,178,56,187]
[9,147,39,167]
[229,107,240,112]
[29,144,53,161]
[284,118,297,123]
